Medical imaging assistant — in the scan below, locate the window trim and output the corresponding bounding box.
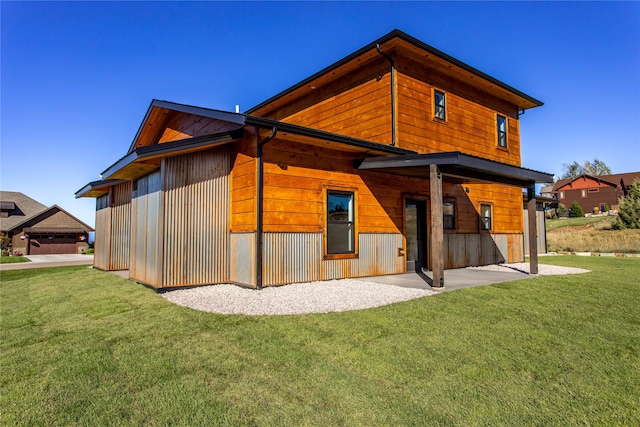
[496,114,507,149]
[479,202,493,232]
[559,191,565,200]
[443,199,456,231]
[323,185,358,260]
[433,89,446,121]
[581,189,588,198]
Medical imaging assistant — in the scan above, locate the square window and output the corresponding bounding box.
[497,115,507,148]
[443,200,455,230]
[480,203,492,231]
[327,190,355,254]
[434,90,446,120]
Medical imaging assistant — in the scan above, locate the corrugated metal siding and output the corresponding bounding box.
[110,182,131,270]
[130,170,163,287]
[523,208,547,255]
[94,194,111,270]
[230,232,256,287]
[263,232,404,286]
[162,147,230,287]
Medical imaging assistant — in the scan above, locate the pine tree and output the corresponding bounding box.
[612,180,640,230]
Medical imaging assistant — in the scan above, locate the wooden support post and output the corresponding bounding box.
[527,186,538,275]
[430,164,444,287]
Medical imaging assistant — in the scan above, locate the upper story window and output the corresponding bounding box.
[581,189,587,198]
[443,200,455,230]
[327,190,355,255]
[588,188,599,193]
[497,115,507,148]
[559,191,565,200]
[434,90,446,120]
[480,203,492,231]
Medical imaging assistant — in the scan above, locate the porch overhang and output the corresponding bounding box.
[357,151,554,187]
[358,151,554,288]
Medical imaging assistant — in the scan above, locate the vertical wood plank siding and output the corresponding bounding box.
[130,170,163,286]
[262,232,404,286]
[109,182,131,270]
[94,195,111,270]
[162,147,230,287]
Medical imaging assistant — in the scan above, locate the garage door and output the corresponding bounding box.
[29,235,77,255]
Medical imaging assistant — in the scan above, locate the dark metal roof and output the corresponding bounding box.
[104,129,244,181]
[357,151,554,187]
[127,99,246,154]
[75,180,128,199]
[245,115,414,156]
[247,29,543,114]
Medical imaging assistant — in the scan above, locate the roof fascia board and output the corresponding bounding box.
[358,152,554,185]
[127,99,246,153]
[245,115,414,156]
[105,130,243,180]
[247,29,542,114]
[75,179,127,199]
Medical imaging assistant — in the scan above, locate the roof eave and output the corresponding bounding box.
[247,29,543,115]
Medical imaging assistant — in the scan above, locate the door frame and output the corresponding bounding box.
[404,196,428,273]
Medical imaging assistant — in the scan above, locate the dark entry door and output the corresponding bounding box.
[405,199,427,272]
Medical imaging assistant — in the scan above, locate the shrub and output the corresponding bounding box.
[603,203,610,212]
[612,179,640,230]
[556,203,567,218]
[569,202,584,218]
[85,248,95,254]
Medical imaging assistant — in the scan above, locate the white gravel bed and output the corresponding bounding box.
[161,279,436,316]
[467,262,590,275]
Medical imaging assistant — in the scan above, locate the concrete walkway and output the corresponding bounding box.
[0,254,94,271]
[360,268,533,292]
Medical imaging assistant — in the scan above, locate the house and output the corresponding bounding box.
[0,191,94,255]
[552,172,640,214]
[76,30,553,289]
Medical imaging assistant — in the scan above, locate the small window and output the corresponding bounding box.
[581,189,587,198]
[588,188,599,193]
[434,90,446,120]
[443,200,455,230]
[327,190,355,254]
[497,115,507,148]
[559,191,565,200]
[480,203,492,231]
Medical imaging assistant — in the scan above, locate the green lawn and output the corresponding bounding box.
[0,256,30,264]
[546,216,611,231]
[1,258,639,426]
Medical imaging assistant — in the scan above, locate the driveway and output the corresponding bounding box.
[0,254,94,271]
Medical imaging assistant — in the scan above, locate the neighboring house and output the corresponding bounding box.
[552,172,640,214]
[0,191,94,255]
[76,30,553,289]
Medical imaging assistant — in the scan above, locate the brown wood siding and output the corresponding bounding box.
[109,182,131,270]
[162,146,230,287]
[130,170,163,287]
[260,139,521,236]
[230,134,257,232]
[264,57,393,145]
[396,64,521,166]
[94,194,111,270]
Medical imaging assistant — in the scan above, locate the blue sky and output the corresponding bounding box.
[2,1,639,227]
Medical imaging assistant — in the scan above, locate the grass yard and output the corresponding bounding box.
[546,216,640,253]
[0,256,30,264]
[546,215,612,231]
[1,258,639,426]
